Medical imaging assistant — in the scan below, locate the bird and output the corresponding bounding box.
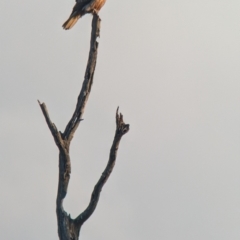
[62,0,106,30]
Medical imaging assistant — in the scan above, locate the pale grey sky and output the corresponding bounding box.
[1,0,240,239]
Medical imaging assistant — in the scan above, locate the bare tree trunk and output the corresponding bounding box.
[38,14,129,240]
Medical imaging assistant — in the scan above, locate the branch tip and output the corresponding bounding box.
[115,107,129,135]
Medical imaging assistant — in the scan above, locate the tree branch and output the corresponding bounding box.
[38,14,103,240]
[63,14,101,142]
[39,13,130,240]
[75,108,129,226]
[38,100,66,151]
[38,100,71,203]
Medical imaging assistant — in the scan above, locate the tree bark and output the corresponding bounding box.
[38,14,129,240]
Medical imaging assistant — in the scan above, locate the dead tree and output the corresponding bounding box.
[38,14,129,240]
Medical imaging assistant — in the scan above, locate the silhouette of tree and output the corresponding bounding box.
[38,14,129,240]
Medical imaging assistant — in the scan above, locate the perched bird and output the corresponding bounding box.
[62,0,106,30]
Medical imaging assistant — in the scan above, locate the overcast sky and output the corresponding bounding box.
[1,0,240,239]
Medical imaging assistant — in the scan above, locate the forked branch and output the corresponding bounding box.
[38,14,130,240]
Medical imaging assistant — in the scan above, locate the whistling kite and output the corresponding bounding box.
[62,0,106,30]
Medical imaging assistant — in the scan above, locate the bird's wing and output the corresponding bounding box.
[82,0,97,12]
[75,0,92,4]
[71,0,92,15]
[75,0,97,12]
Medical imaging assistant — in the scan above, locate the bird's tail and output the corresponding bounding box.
[62,14,80,30]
